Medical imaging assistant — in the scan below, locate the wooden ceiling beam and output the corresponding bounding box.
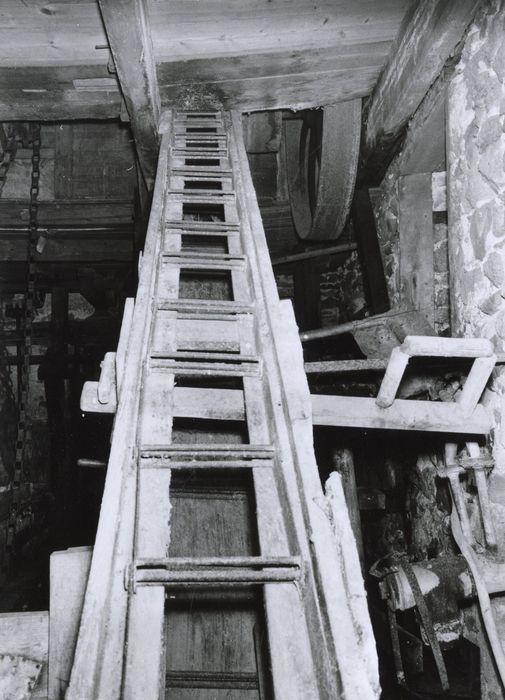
[360,0,482,185]
[98,0,160,189]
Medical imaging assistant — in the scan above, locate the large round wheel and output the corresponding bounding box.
[284,100,361,241]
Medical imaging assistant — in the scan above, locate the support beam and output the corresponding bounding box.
[98,0,160,188]
[361,0,482,185]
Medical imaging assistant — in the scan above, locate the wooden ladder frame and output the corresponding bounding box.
[67,111,378,700]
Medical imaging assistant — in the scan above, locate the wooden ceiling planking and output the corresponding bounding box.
[0,0,412,117]
[151,0,411,111]
[0,0,120,119]
[0,0,108,67]
[159,66,381,113]
[0,64,121,120]
[149,0,410,61]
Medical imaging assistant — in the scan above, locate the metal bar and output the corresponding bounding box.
[271,242,357,266]
[135,568,300,586]
[165,670,258,690]
[137,556,300,568]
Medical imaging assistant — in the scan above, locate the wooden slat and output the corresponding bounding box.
[150,1,408,61]
[0,200,134,226]
[49,547,92,700]
[399,173,434,325]
[351,188,390,314]
[362,0,482,184]
[67,133,171,700]
[98,0,160,188]
[173,386,245,421]
[311,393,491,434]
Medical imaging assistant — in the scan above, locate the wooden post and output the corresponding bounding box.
[399,173,434,326]
[331,448,365,572]
[351,188,390,315]
[293,260,320,332]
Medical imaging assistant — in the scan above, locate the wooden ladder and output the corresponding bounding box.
[67,111,377,699]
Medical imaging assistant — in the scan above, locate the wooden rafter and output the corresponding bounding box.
[98,0,160,189]
[361,0,482,185]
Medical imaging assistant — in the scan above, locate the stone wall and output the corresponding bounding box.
[447,0,505,472]
[447,3,505,695]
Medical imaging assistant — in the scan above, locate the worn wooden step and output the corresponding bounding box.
[140,444,275,469]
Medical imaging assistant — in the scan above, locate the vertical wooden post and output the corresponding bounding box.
[351,188,390,315]
[399,173,434,325]
[331,447,365,572]
[293,260,320,331]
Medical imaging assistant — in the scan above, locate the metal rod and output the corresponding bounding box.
[136,568,300,585]
[300,308,407,342]
[137,556,300,568]
[271,242,357,266]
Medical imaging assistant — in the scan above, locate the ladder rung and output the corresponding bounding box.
[173,148,228,158]
[141,459,272,469]
[149,359,260,376]
[140,445,275,456]
[168,189,235,199]
[138,556,300,568]
[150,351,258,362]
[158,300,253,314]
[162,252,245,262]
[171,167,233,178]
[166,220,240,232]
[161,256,244,269]
[165,670,258,691]
[131,556,301,587]
[175,136,228,146]
[140,444,275,469]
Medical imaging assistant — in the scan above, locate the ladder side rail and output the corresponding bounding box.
[229,112,380,699]
[67,129,172,699]
[243,376,323,699]
[228,113,341,699]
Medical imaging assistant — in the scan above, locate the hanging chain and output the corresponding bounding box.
[7,123,41,552]
[0,125,17,402]
[0,124,17,199]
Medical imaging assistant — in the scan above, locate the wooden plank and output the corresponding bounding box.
[159,65,382,112]
[0,1,108,67]
[124,469,171,699]
[49,547,92,700]
[0,87,121,121]
[98,0,160,188]
[311,393,491,434]
[229,113,378,698]
[173,386,245,422]
[399,173,434,325]
[331,449,364,571]
[0,200,134,226]
[351,188,390,314]
[0,234,133,263]
[67,133,171,700]
[362,0,482,184]
[54,124,73,199]
[150,1,408,61]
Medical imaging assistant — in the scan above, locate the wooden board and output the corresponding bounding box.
[311,393,491,434]
[0,0,409,117]
[399,173,434,325]
[49,547,92,700]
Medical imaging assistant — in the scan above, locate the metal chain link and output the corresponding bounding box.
[0,124,17,199]
[7,123,41,552]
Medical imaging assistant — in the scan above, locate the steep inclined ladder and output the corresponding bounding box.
[68,112,377,699]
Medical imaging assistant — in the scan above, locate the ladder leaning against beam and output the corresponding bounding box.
[67,111,378,699]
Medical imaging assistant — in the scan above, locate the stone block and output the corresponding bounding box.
[484,251,505,287]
